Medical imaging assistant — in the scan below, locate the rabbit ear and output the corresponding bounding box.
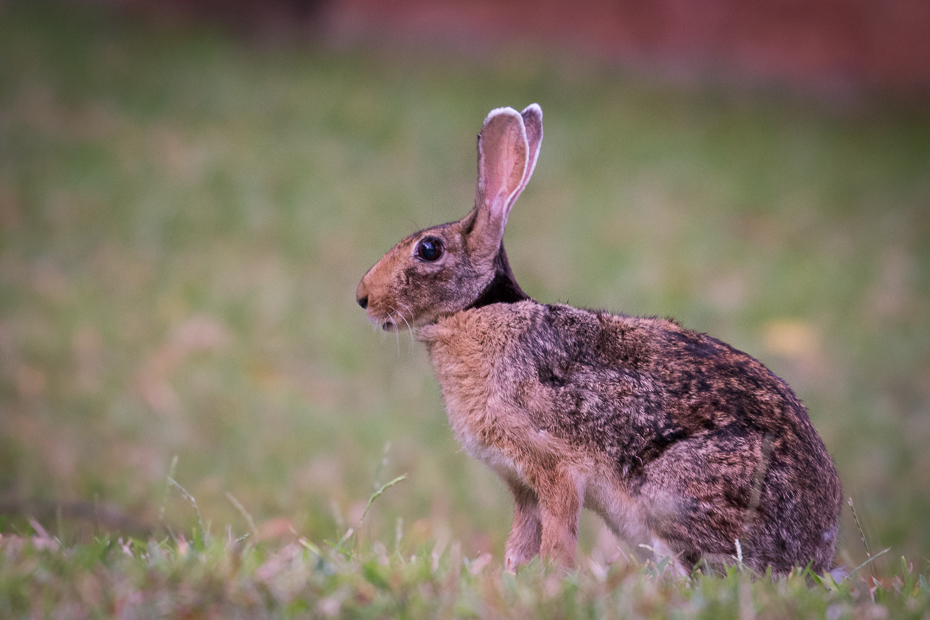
[468,104,543,261]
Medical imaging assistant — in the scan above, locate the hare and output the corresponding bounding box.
[356,104,841,575]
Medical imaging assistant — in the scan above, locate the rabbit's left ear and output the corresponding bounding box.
[469,104,543,262]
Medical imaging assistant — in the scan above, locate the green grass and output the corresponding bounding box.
[1,0,930,615]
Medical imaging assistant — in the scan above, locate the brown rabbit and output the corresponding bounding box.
[356,104,841,575]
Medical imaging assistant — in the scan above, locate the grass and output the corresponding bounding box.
[1,0,929,615]
[1,482,928,618]
[0,537,928,620]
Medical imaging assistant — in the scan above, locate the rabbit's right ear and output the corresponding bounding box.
[467,104,543,265]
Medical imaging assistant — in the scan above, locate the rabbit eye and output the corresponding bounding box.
[416,237,443,262]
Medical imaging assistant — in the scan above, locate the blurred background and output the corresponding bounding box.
[1,0,928,570]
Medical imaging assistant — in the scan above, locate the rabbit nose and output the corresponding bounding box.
[357,294,369,309]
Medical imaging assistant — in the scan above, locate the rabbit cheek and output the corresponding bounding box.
[393,266,452,326]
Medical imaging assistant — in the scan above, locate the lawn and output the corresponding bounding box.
[1,1,929,616]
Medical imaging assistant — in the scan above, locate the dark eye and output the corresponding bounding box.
[416,236,443,261]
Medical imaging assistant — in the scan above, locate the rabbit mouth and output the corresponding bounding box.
[362,309,407,332]
[379,304,416,332]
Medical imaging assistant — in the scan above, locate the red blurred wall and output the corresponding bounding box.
[115,0,930,96]
[323,0,930,95]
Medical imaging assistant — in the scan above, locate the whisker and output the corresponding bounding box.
[395,301,416,350]
[388,307,401,355]
[397,311,413,352]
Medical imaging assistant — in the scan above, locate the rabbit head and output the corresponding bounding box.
[356,104,543,331]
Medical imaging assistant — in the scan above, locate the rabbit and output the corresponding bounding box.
[356,104,842,575]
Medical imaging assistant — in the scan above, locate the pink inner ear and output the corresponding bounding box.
[480,110,528,222]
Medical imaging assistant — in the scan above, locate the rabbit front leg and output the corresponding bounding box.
[534,466,583,568]
[504,482,542,572]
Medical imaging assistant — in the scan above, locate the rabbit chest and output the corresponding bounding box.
[419,307,529,482]
[418,304,557,485]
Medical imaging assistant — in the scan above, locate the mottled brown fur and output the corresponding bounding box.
[356,104,841,574]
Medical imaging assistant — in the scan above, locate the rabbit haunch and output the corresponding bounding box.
[356,104,841,574]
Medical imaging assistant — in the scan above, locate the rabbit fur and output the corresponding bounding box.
[356,104,842,575]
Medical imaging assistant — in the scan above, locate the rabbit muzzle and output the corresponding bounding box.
[356,261,424,332]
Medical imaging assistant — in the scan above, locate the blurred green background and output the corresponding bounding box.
[1,1,928,570]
